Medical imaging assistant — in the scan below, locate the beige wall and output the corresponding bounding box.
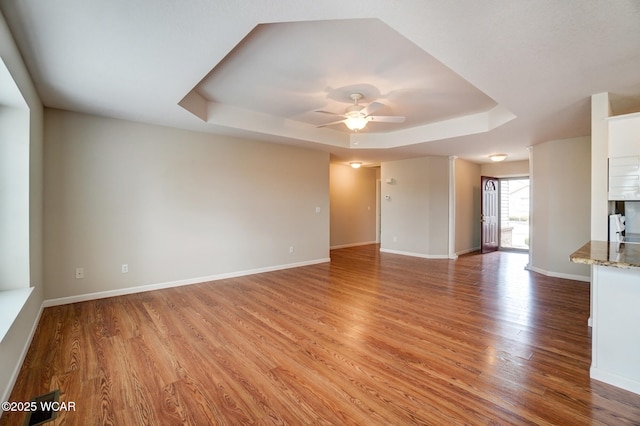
[455,159,481,254]
[481,160,529,178]
[329,164,377,248]
[43,109,330,300]
[380,156,450,257]
[0,11,45,402]
[529,136,591,279]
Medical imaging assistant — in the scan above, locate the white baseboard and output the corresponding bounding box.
[525,265,590,282]
[330,241,377,250]
[380,248,453,259]
[43,258,330,308]
[591,367,640,395]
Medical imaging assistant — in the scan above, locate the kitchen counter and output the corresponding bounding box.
[570,240,640,269]
[570,240,640,395]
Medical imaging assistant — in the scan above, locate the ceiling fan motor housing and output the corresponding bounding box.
[346,104,365,116]
[346,93,365,115]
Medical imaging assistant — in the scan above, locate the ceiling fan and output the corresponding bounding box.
[316,93,405,131]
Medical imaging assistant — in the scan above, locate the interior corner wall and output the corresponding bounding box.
[454,159,481,254]
[530,136,591,279]
[329,164,377,248]
[0,11,45,404]
[43,109,330,300]
[380,156,450,258]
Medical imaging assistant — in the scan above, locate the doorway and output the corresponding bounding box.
[499,178,529,251]
[481,176,500,253]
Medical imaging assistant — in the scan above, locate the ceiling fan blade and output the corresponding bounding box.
[315,110,344,117]
[317,119,347,128]
[361,101,384,116]
[367,115,406,123]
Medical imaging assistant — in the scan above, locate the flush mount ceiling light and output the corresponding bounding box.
[489,154,508,162]
[350,162,362,169]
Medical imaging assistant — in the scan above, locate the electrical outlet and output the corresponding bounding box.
[289,246,295,254]
[121,264,128,273]
[75,267,84,279]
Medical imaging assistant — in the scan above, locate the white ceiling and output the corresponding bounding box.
[2,1,640,167]
[190,19,499,131]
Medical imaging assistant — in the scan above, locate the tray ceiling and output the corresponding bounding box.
[2,1,639,166]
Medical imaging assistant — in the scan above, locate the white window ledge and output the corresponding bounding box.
[0,288,34,343]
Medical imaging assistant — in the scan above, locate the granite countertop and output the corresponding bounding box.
[570,241,640,269]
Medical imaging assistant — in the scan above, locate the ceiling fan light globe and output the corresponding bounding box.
[345,115,368,131]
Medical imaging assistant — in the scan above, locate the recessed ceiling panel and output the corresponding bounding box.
[189,18,498,134]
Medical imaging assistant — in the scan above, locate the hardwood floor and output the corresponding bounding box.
[2,245,639,425]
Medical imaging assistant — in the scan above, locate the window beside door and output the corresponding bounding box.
[500,178,529,250]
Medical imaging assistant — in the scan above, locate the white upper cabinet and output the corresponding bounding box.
[608,156,640,200]
[608,113,640,200]
[608,112,640,158]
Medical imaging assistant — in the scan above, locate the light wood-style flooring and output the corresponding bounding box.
[2,245,639,425]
